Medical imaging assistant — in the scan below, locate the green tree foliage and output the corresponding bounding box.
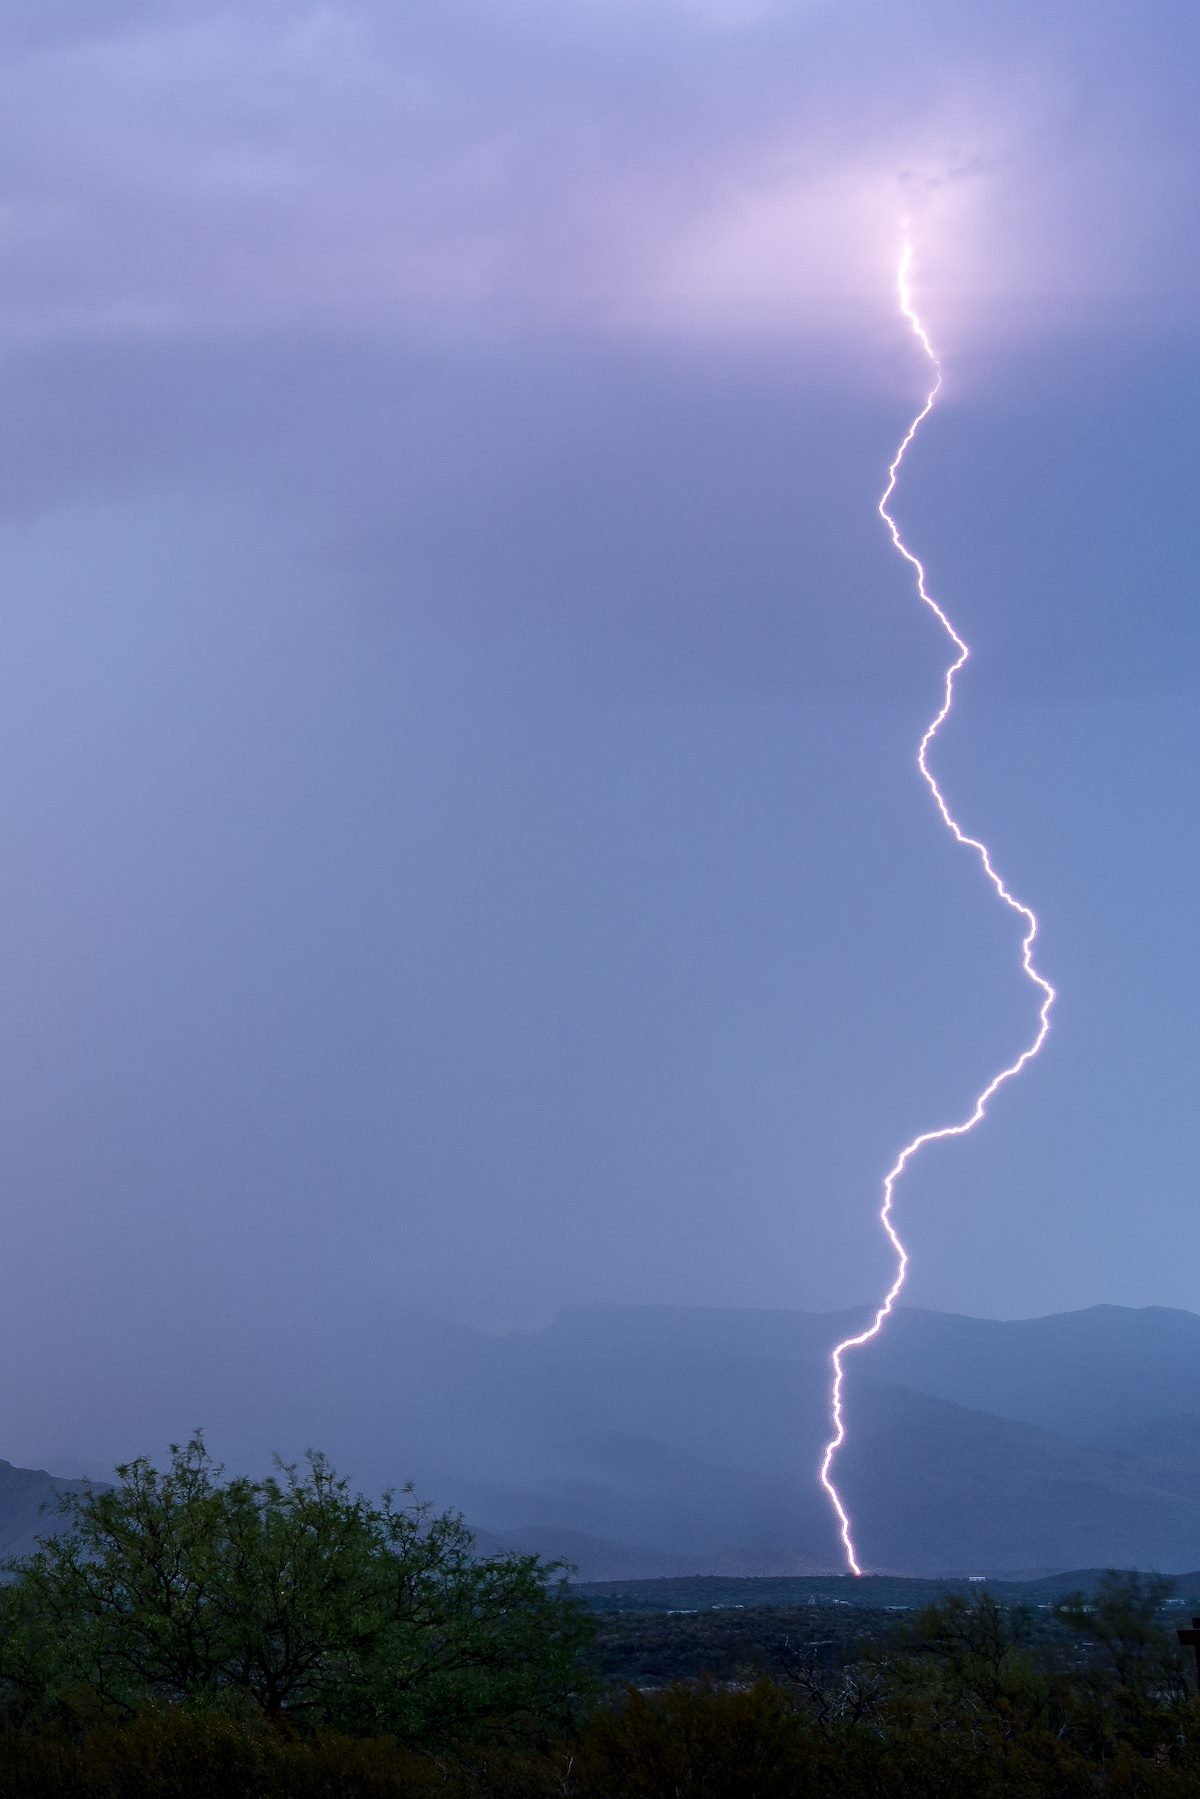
[879,1585,1200,1791]
[1056,1572,1186,1698]
[897,1590,1062,1734]
[0,1435,592,1747]
[1055,1571,1191,1757]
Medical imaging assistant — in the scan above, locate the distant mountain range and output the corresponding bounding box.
[6,1303,1200,1579]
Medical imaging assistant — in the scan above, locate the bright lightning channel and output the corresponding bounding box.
[817,240,1056,1576]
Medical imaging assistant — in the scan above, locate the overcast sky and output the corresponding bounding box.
[0,0,1197,1470]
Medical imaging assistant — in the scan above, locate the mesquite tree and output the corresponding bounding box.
[0,1435,592,1745]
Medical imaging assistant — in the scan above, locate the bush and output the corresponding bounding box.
[0,1435,593,1749]
[2,1675,1200,1798]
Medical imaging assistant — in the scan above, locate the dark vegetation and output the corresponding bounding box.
[2,1440,1200,1795]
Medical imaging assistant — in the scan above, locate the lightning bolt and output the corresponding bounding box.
[817,239,1056,1576]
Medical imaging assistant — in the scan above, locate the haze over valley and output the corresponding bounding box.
[8,1301,1199,1580]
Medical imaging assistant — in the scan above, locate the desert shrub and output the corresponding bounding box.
[2,1683,1199,1799]
[564,1681,866,1799]
[0,1710,577,1799]
[0,1436,593,1750]
[1055,1572,1193,1761]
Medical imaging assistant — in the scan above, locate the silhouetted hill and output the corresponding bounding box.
[575,1567,1200,1613]
[0,1460,91,1563]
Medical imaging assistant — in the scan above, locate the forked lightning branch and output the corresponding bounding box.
[818,242,1057,1576]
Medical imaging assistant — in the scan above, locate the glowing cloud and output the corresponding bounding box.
[818,240,1056,1576]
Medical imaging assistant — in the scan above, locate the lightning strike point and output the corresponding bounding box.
[817,241,1056,1576]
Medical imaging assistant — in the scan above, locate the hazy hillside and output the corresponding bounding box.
[540,1301,1200,1444]
[0,1461,91,1564]
[5,1303,1200,1578]
[447,1303,1200,1575]
[847,1304,1200,1441]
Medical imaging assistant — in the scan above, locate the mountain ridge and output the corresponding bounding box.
[5,1302,1198,1578]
